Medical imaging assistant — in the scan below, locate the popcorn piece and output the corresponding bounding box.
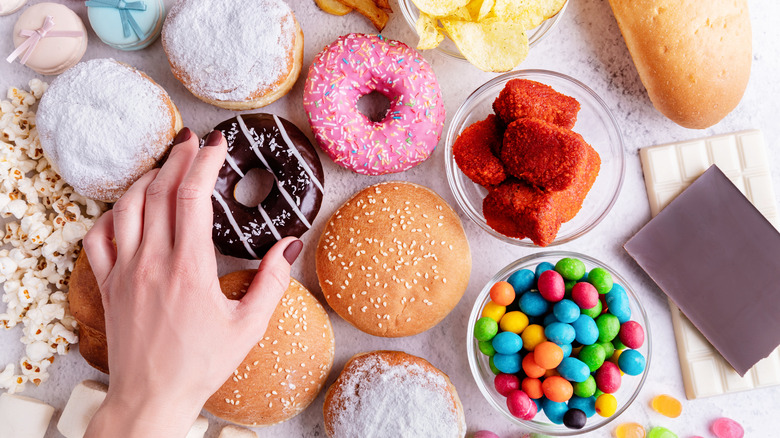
[57,380,107,438]
[0,392,55,438]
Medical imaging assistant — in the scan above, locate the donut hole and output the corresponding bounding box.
[357,91,391,123]
[234,168,276,208]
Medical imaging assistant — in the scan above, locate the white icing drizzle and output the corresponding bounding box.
[236,115,312,229]
[256,203,282,241]
[224,152,245,177]
[272,114,324,192]
[212,190,258,258]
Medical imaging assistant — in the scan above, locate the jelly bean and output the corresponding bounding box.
[614,422,646,438]
[478,340,496,356]
[650,394,682,418]
[613,338,627,351]
[534,341,564,369]
[494,373,520,397]
[541,375,573,402]
[618,349,646,376]
[535,261,555,279]
[500,311,529,334]
[492,331,523,355]
[540,398,568,424]
[619,321,645,349]
[564,279,577,296]
[596,313,621,343]
[578,344,607,372]
[488,356,500,375]
[555,257,586,280]
[711,417,744,438]
[538,270,565,302]
[520,291,550,316]
[508,268,536,294]
[553,299,581,324]
[474,317,498,341]
[573,375,596,397]
[599,341,615,359]
[571,314,599,345]
[572,282,599,309]
[473,432,500,438]
[567,395,596,417]
[647,426,677,438]
[595,393,617,417]
[490,281,516,306]
[507,389,536,420]
[545,322,576,345]
[522,377,544,399]
[482,301,507,322]
[560,343,572,358]
[543,313,559,326]
[522,352,546,378]
[557,357,590,383]
[563,408,587,430]
[493,353,522,374]
[606,284,631,323]
[595,361,621,393]
[581,298,603,319]
[521,324,547,351]
[587,267,613,294]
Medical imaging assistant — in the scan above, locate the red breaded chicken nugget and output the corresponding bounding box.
[493,79,580,129]
[453,114,506,187]
[501,118,598,192]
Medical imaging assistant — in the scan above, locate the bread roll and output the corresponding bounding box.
[608,0,751,129]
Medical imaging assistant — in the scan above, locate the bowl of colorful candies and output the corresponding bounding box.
[467,251,651,435]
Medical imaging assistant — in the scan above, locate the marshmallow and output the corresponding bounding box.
[0,393,55,438]
[185,415,209,438]
[218,425,258,438]
[57,380,108,438]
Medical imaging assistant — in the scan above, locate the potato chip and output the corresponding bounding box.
[493,0,566,29]
[412,0,471,17]
[440,18,529,72]
[465,0,495,21]
[416,13,445,50]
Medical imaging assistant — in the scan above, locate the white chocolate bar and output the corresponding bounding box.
[0,393,55,438]
[218,424,258,438]
[639,129,780,399]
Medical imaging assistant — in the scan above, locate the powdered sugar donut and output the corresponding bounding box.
[303,34,445,175]
[37,59,183,202]
[162,0,303,110]
[0,0,26,16]
[323,351,466,438]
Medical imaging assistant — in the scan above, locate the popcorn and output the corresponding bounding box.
[0,81,106,393]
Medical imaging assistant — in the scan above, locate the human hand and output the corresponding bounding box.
[83,129,303,438]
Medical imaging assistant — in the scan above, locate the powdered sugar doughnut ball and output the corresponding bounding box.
[162,0,303,110]
[323,351,466,438]
[37,59,183,202]
[0,0,26,16]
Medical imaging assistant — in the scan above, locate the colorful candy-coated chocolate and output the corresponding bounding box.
[573,375,597,397]
[540,398,568,424]
[522,377,544,399]
[553,299,581,324]
[538,270,565,302]
[587,267,613,294]
[489,356,500,375]
[494,373,520,397]
[543,313,559,326]
[563,408,587,430]
[545,322,576,345]
[606,284,631,323]
[479,340,496,356]
[578,344,607,372]
[560,342,572,358]
[650,394,682,418]
[596,313,621,343]
[534,341,564,369]
[711,417,744,438]
[647,426,677,438]
[520,291,550,316]
[618,349,646,376]
[493,353,522,374]
[567,395,596,417]
[500,311,529,333]
[541,375,573,402]
[521,324,547,351]
[555,257,586,280]
[557,357,590,383]
[508,269,536,294]
[475,317,499,341]
[572,282,599,309]
[492,331,523,355]
[600,341,615,359]
[490,281,516,306]
[473,431,500,438]
[507,390,536,420]
[571,314,599,345]
[482,301,506,322]
[581,298,603,319]
[595,393,617,417]
[619,321,645,349]
[595,361,622,393]
[522,352,547,378]
[535,261,555,279]
[614,422,646,438]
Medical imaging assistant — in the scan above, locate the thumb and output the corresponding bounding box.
[236,237,303,327]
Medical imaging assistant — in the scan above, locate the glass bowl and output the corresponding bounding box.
[445,70,625,247]
[398,0,568,61]
[466,251,651,435]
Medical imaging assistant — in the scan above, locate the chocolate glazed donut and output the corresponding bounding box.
[209,113,324,259]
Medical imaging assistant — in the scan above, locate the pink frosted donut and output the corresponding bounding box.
[303,33,445,175]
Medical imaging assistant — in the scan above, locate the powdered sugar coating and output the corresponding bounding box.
[326,352,464,438]
[36,59,173,201]
[303,34,445,175]
[163,0,295,102]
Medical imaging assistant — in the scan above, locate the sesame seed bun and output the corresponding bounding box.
[323,351,466,438]
[315,181,471,337]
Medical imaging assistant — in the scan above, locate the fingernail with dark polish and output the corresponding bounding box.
[173,127,191,144]
[204,130,223,147]
[283,239,303,265]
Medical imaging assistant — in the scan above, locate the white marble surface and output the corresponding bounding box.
[1,0,780,437]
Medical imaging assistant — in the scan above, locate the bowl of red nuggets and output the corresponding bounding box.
[446,70,625,247]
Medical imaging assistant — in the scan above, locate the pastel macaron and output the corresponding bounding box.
[0,0,26,16]
[9,2,88,75]
[86,0,165,51]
